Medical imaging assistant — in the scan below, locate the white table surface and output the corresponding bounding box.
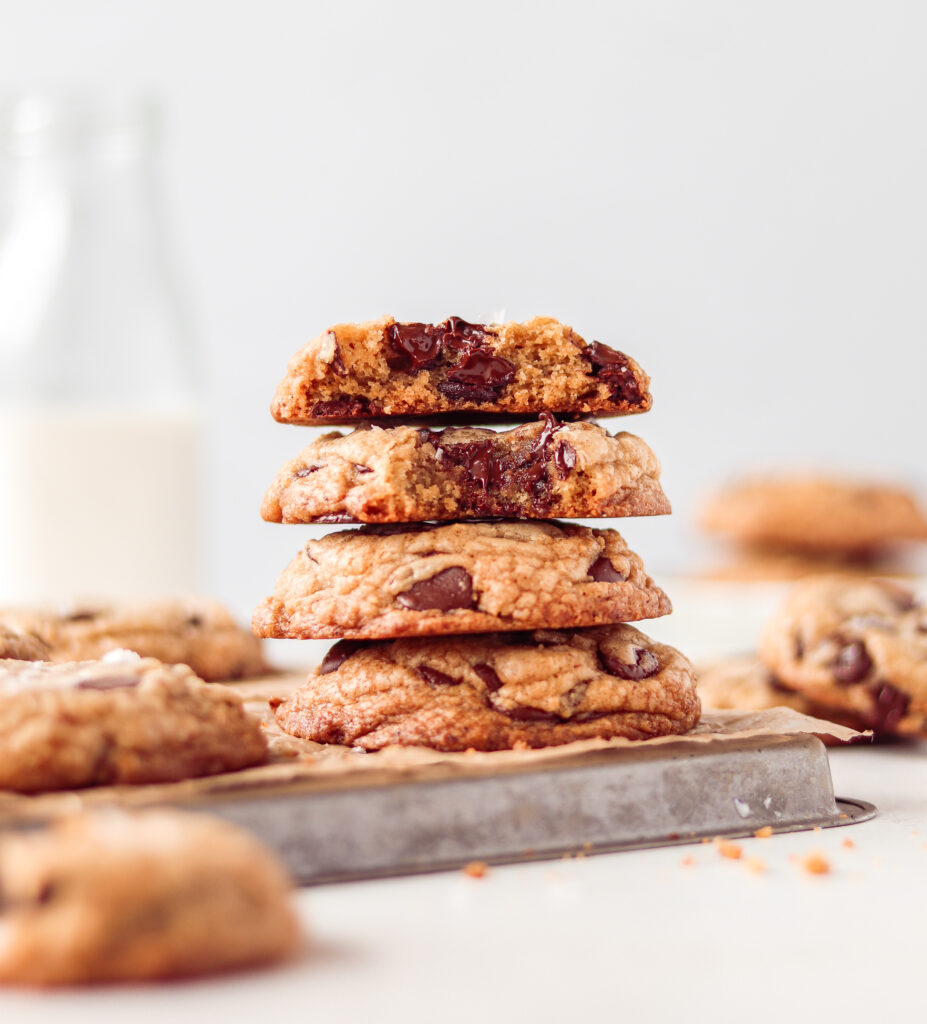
[3,582,925,1024]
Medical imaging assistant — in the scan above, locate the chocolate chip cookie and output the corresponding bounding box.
[252,520,671,640]
[700,475,927,554]
[759,576,927,735]
[261,415,670,524]
[270,315,652,424]
[0,654,267,792]
[0,624,49,661]
[0,809,300,985]
[273,625,699,750]
[1,597,268,681]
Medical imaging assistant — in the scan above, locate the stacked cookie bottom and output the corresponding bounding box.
[255,315,700,751]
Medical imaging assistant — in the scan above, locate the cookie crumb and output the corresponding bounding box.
[680,856,696,867]
[463,861,489,879]
[754,826,773,839]
[716,840,743,860]
[800,851,831,875]
[842,838,855,850]
[744,857,766,875]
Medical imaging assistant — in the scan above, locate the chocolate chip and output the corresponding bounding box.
[865,680,910,732]
[585,341,643,405]
[65,609,99,622]
[186,615,204,628]
[554,441,577,479]
[310,398,371,419]
[330,337,347,377]
[437,351,516,403]
[588,556,627,583]
[352,464,373,475]
[386,323,444,371]
[418,666,459,687]
[396,567,474,611]
[499,705,562,723]
[313,513,361,523]
[473,663,504,691]
[532,411,559,452]
[76,674,141,691]
[320,640,365,674]
[832,641,873,685]
[295,465,321,478]
[599,646,660,680]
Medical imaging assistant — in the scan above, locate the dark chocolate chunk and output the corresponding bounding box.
[832,641,873,685]
[588,556,628,583]
[310,397,371,419]
[473,663,504,692]
[437,351,516,403]
[75,674,141,691]
[585,341,643,405]
[65,609,99,622]
[865,680,910,733]
[352,463,373,475]
[599,646,660,681]
[532,411,559,452]
[386,323,444,371]
[320,640,365,674]
[186,615,204,628]
[396,566,474,611]
[295,465,321,478]
[498,705,562,723]
[418,666,459,688]
[330,336,347,377]
[554,441,577,479]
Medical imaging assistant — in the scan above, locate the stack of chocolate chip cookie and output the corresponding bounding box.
[255,315,699,751]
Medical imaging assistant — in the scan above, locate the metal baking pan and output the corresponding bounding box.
[157,733,875,884]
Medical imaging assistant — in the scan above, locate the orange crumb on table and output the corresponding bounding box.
[716,840,743,860]
[813,826,822,833]
[681,856,696,867]
[744,857,766,875]
[800,851,831,876]
[463,861,489,879]
[842,838,855,850]
[754,826,773,839]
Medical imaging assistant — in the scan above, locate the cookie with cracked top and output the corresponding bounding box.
[0,809,299,985]
[261,415,670,524]
[700,475,927,554]
[272,625,699,750]
[0,655,267,792]
[270,315,652,424]
[0,624,49,661]
[0,597,268,682]
[759,576,927,736]
[252,520,671,641]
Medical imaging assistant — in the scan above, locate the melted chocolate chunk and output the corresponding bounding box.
[386,323,444,371]
[396,566,474,611]
[310,397,371,419]
[473,663,504,692]
[437,351,516,403]
[320,640,364,674]
[295,465,321,478]
[554,441,577,479]
[599,646,660,681]
[499,705,562,723]
[532,411,559,452]
[588,556,627,583]
[865,681,910,732]
[832,640,873,685]
[418,666,459,687]
[76,674,141,691]
[585,341,643,405]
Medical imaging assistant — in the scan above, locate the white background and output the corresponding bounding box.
[1,0,926,615]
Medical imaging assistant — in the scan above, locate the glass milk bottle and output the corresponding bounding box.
[0,96,202,603]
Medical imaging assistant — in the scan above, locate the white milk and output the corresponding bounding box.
[0,406,201,603]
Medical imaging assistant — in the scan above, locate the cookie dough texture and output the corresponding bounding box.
[252,521,672,640]
[0,810,300,985]
[759,576,927,735]
[0,624,49,661]
[270,316,652,424]
[262,417,670,524]
[0,656,267,792]
[274,625,699,751]
[0,597,268,682]
[700,475,927,554]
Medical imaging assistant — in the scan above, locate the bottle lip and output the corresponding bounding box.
[0,93,160,157]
